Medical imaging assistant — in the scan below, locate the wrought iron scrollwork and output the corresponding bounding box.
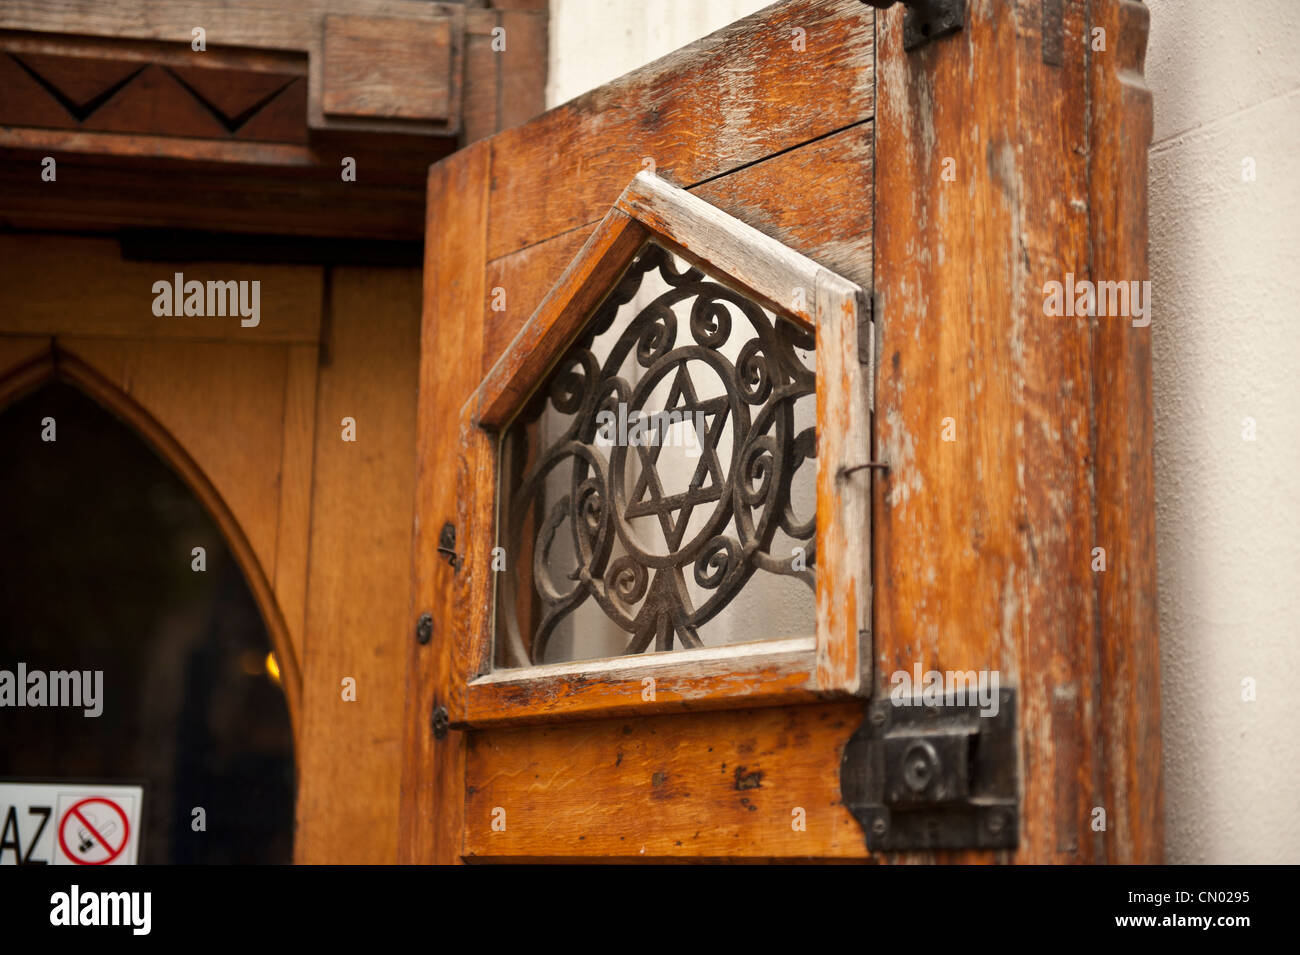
[497,243,816,666]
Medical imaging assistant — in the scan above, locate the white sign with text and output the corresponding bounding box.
[0,782,142,865]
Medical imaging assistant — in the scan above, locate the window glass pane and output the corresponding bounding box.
[494,242,817,668]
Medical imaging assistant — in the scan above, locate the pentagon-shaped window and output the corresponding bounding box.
[454,172,872,725]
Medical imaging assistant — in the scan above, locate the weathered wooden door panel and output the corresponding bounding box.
[401,0,876,864]
[401,0,1161,864]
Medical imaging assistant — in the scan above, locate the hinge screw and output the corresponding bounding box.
[872,817,888,836]
[986,811,1007,836]
[431,704,449,739]
[416,612,433,645]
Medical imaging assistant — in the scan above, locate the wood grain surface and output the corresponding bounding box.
[401,0,1159,864]
[295,266,420,864]
[401,0,879,863]
[871,0,1159,862]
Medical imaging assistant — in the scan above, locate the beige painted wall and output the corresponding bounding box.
[547,0,770,107]
[547,0,1300,863]
[1146,0,1300,863]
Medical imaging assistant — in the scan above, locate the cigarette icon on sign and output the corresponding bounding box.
[58,797,131,864]
[76,807,119,854]
[77,809,119,854]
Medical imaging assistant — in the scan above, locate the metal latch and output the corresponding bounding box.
[860,0,965,52]
[841,688,1018,851]
[437,521,461,572]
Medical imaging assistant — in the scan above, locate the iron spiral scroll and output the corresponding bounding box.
[498,243,817,667]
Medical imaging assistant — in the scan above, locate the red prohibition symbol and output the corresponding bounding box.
[58,797,130,865]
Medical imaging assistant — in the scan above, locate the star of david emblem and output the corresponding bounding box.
[624,362,730,552]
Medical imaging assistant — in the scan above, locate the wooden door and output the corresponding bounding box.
[400,0,1161,863]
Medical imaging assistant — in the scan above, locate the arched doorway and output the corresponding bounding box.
[0,379,295,863]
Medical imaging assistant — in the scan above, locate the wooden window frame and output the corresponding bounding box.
[451,171,872,727]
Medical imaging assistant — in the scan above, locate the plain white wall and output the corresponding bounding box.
[1145,0,1300,863]
[547,0,770,107]
[546,0,1300,862]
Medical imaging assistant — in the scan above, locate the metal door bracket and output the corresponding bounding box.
[861,0,965,52]
[841,688,1018,851]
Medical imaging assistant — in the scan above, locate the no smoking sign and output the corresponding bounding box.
[0,783,142,865]
[58,797,130,865]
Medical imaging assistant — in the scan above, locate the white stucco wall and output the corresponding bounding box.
[547,0,770,108]
[1146,0,1300,864]
[546,0,1300,863]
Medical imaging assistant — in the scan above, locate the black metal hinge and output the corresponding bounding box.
[860,0,965,52]
[841,688,1019,851]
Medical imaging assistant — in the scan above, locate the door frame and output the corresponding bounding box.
[0,342,305,732]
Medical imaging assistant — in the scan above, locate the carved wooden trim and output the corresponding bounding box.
[0,32,309,145]
[0,5,548,240]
